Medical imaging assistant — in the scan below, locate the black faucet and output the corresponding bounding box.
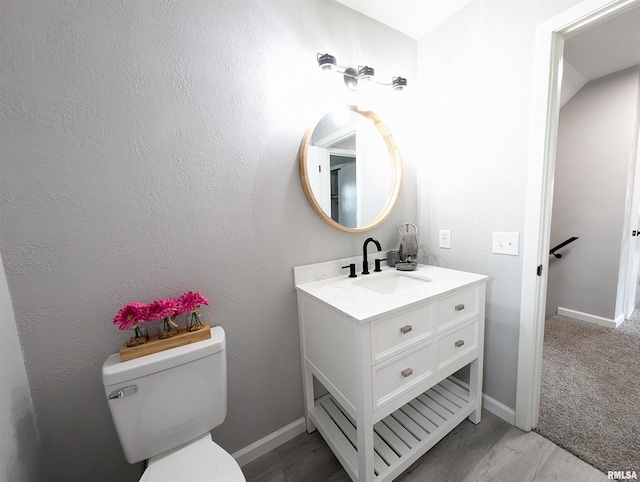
[362,237,382,275]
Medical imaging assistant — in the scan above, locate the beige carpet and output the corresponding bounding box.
[534,312,640,475]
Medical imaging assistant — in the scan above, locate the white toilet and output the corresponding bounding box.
[102,326,245,481]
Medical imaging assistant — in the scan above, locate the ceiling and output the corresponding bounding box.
[564,6,640,82]
[337,0,640,82]
[335,0,472,39]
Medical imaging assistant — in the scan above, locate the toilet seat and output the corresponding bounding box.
[139,434,245,482]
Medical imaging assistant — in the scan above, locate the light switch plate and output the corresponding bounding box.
[492,232,519,255]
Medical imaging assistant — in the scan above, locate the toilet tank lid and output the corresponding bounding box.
[102,326,225,386]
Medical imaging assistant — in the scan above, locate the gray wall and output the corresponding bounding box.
[416,0,582,409]
[0,255,45,482]
[0,1,417,480]
[546,67,640,319]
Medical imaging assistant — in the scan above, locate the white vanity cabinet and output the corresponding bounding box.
[294,262,487,482]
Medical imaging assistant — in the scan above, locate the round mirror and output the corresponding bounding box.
[298,106,402,232]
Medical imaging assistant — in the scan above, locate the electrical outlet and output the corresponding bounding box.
[439,230,451,249]
[492,232,519,255]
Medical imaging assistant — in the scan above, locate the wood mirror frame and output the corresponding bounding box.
[298,106,403,232]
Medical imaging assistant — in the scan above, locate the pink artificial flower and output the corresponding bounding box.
[113,302,147,331]
[178,291,210,312]
[146,298,179,321]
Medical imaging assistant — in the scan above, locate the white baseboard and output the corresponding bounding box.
[232,417,306,467]
[557,307,621,328]
[450,376,515,425]
[481,392,516,425]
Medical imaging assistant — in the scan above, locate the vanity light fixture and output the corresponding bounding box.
[392,76,408,91]
[317,53,407,92]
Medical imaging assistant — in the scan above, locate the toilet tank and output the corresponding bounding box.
[102,326,227,464]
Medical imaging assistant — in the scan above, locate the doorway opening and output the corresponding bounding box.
[515,0,640,431]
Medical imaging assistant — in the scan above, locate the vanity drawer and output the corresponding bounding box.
[371,303,433,364]
[436,318,478,372]
[437,286,479,333]
[373,340,434,410]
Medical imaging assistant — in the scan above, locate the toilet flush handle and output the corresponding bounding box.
[108,385,137,400]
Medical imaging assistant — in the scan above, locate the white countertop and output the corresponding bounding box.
[294,262,488,323]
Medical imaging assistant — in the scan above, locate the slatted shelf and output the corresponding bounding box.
[309,377,477,482]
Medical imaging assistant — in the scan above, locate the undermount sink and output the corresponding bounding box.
[353,271,431,294]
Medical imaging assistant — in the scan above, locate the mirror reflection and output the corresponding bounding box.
[299,107,402,232]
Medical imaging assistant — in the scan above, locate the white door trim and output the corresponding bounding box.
[621,73,640,319]
[515,0,640,431]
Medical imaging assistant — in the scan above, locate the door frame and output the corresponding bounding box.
[620,84,640,319]
[515,0,640,431]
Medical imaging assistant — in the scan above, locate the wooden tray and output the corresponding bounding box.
[119,323,211,362]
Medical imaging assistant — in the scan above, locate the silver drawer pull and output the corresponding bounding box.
[108,385,137,400]
[401,368,414,378]
[400,325,413,334]
[455,303,465,311]
[455,339,465,348]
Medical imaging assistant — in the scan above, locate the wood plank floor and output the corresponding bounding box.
[242,410,608,482]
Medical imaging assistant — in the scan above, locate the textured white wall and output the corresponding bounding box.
[0,1,417,480]
[0,254,45,482]
[547,67,640,320]
[416,0,582,409]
